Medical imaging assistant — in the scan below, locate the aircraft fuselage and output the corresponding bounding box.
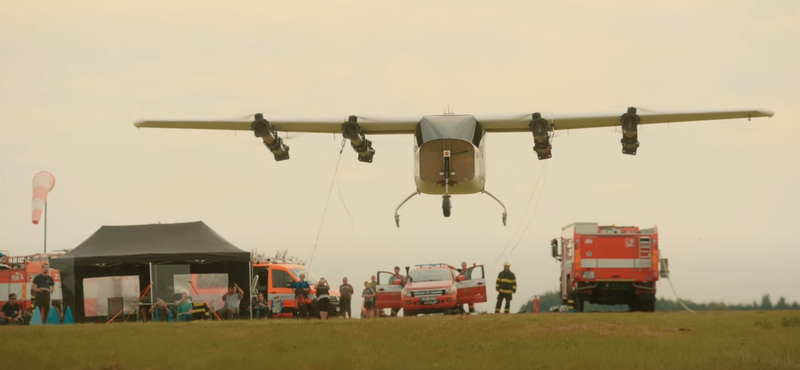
[412,114,487,195]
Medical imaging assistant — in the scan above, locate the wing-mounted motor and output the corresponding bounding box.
[251,113,290,161]
[620,107,640,155]
[529,112,553,160]
[341,115,375,163]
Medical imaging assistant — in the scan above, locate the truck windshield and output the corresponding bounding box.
[289,268,319,285]
[409,269,452,282]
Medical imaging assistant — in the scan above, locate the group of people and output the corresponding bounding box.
[360,266,411,318]
[2,261,520,325]
[290,273,335,320]
[146,291,196,322]
[202,261,518,320]
[1,262,56,325]
[287,270,400,320]
[315,262,518,318]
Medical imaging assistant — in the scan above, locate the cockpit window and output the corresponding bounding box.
[472,122,485,147]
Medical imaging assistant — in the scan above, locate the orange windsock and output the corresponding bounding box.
[32,171,55,225]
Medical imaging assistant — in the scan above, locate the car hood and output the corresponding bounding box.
[405,281,453,290]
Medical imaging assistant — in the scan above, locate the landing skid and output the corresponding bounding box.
[482,190,507,226]
[394,191,420,227]
[393,191,507,227]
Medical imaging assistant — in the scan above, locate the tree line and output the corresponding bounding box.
[518,291,800,313]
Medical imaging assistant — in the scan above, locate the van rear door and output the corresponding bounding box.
[253,266,269,297]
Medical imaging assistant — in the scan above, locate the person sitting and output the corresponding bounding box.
[0,293,24,325]
[218,283,244,320]
[251,293,271,319]
[175,293,194,322]
[148,299,171,322]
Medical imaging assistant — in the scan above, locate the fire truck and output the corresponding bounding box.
[551,223,666,312]
[0,251,65,316]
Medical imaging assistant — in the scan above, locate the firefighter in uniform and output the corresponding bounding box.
[495,262,516,314]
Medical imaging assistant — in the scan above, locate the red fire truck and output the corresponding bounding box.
[0,251,65,316]
[551,223,662,312]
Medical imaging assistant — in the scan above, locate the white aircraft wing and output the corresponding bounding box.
[134,117,419,135]
[479,109,774,132]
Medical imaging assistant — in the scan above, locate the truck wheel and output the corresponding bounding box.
[634,295,655,312]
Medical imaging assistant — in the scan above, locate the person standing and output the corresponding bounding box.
[339,277,354,319]
[293,274,311,318]
[457,261,476,314]
[315,278,331,320]
[32,263,55,321]
[495,262,516,314]
[369,275,379,317]
[362,281,376,318]
[389,267,405,317]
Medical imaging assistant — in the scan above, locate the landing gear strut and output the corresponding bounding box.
[394,191,420,227]
[439,150,454,218]
[482,190,507,226]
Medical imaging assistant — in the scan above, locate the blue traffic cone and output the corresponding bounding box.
[63,307,74,324]
[30,307,42,325]
[46,307,60,325]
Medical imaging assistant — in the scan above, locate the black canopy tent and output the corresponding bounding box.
[50,221,252,322]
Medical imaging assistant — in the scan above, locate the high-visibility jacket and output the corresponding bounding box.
[496,270,517,294]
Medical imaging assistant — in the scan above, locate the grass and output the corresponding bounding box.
[5,311,800,370]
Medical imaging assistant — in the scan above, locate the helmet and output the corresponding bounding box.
[503,262,511,267]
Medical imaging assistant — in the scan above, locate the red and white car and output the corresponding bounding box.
[375,263,486,316]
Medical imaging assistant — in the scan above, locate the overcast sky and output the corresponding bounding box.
[2,0,798,316]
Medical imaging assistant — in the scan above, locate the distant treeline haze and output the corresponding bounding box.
[518,291,800,313]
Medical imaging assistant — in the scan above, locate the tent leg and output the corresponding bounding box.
[149,262,154,321]
[248,255,253,320]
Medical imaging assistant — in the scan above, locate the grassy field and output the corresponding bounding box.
[4,311,799,370]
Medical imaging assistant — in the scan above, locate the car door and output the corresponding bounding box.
[456,265,487,305]
[375,271,402,310]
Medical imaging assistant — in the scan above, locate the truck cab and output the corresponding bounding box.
[552,223,661,312]
[252,261,340,318]
[0,252,64,317]
[375,263,486,316]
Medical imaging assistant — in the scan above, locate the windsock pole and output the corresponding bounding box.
[44,202,47,253]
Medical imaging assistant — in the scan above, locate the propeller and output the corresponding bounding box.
[279,132,308,141]
[224,113,259,121]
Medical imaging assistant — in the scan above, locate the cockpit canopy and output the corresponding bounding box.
[414,115,485,147]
